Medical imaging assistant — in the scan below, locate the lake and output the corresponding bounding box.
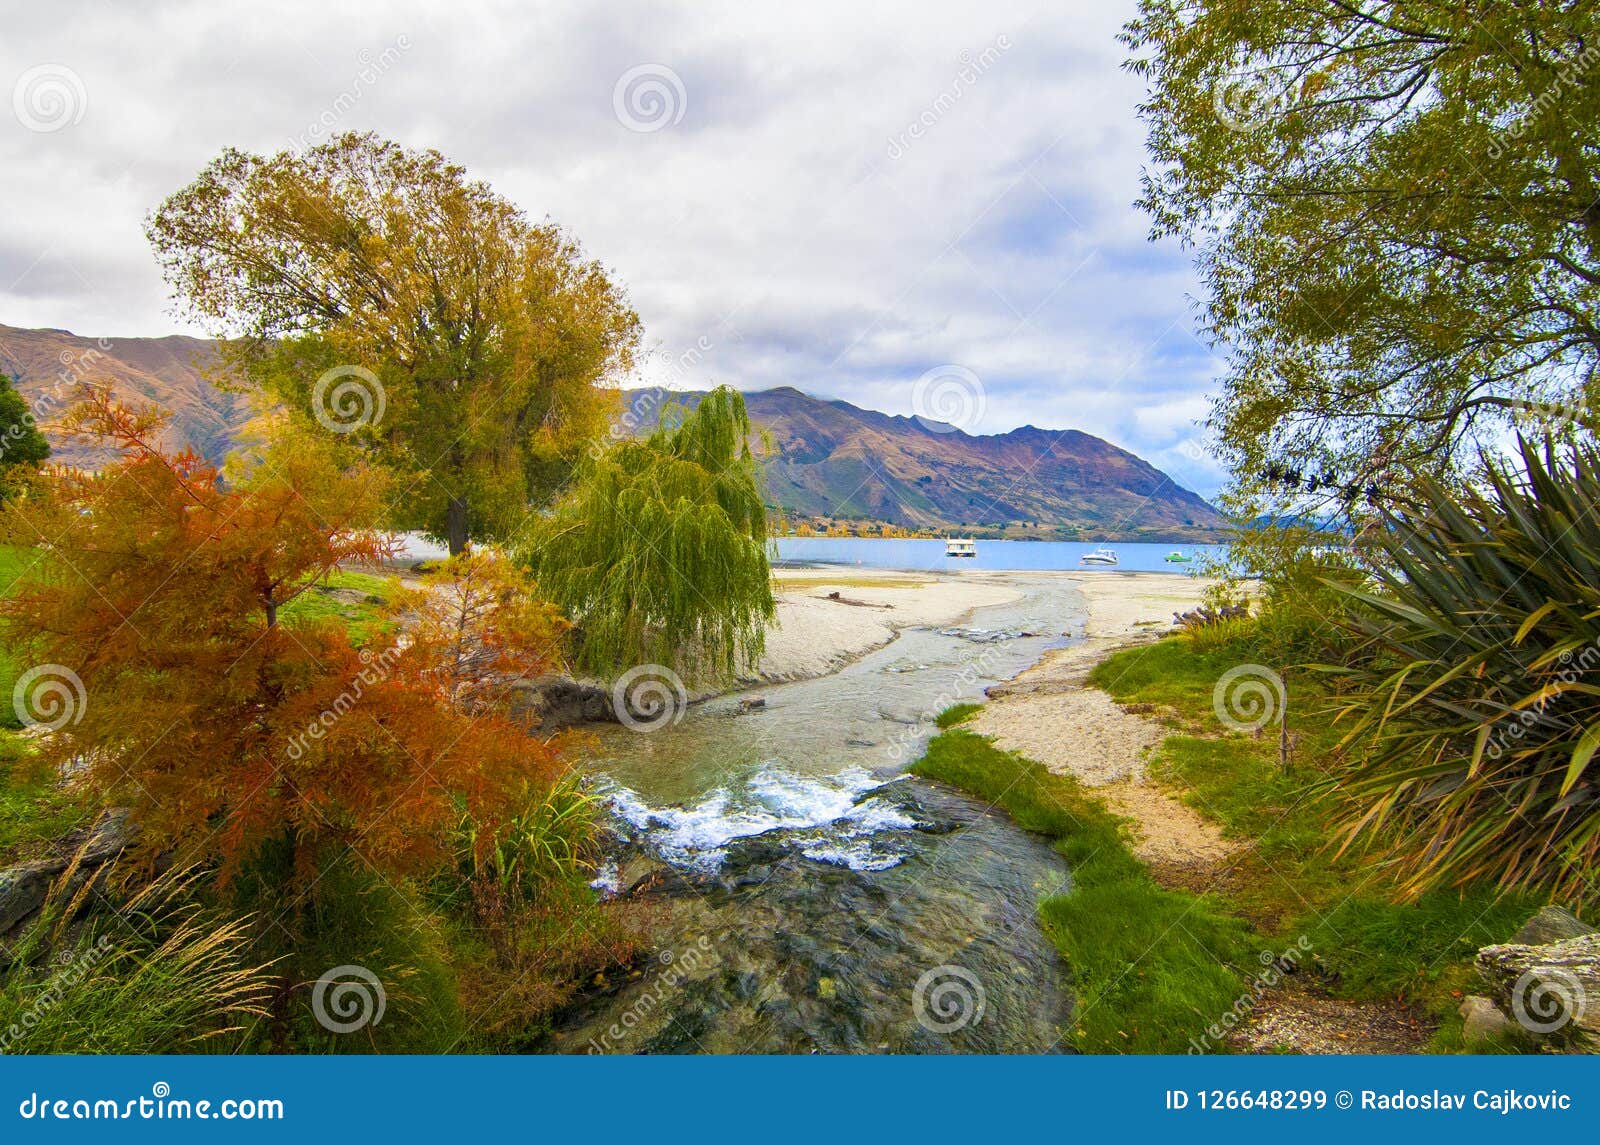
[773,537,1228,573]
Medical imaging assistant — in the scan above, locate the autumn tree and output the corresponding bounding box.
[147,132,641,554]
[1123,1,1600,523]
[0,389,564,891]
[385,550,570,716]
[520,386,774,678]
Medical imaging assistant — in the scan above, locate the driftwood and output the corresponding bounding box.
[1172,604,1250,629]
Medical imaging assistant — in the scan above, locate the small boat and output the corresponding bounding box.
[1163,551,1194,564]
[1080,546,1119,566]
[945,537,977,559]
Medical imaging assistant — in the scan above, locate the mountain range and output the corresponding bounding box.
[0,325,1228,540]
[629,387,1227,540]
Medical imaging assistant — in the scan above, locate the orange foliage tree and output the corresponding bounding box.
[0,389,567,892]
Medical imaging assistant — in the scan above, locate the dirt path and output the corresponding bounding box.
[973,576,1235,878]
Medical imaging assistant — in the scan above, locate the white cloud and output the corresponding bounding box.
[0,0,1225,495]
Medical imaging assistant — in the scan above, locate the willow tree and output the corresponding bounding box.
[147,133,640,554]
[1123,1,1600,527]
[521,386,774,679]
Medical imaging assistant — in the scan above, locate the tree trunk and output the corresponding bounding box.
[447,496,469,557]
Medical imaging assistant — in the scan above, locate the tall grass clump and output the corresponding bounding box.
[1326,437,1600,908]
[0,862,274,1053]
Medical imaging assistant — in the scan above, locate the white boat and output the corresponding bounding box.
[1080,546,1119,566]
[945,537,977,558]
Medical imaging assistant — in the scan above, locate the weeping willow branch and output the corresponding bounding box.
[520,386,775,680]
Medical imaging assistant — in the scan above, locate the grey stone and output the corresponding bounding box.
[507,675,616,728]
[1458,995,1516,1044]
[0,809,134,937]
[1513,906,1596,946]
[1477,932,1600,1052]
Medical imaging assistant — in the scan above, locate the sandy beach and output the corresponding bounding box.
[748,567,1026,682]
[970,571,1236,875]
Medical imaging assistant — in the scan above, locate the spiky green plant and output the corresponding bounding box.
[520,385,774,678]
[1325,438,1600,907]
[456,774,600,898]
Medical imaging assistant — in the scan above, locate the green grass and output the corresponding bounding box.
[0,545,46,728]
[1085,631,1545,1046]
[276,569,397,644]
[913,724,1254,1052]
[934,702,983,728]
[0,731,91,864]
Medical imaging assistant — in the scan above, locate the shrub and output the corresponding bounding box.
[1325,438,1600,907]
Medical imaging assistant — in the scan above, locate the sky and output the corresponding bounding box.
[0,0,1227,497]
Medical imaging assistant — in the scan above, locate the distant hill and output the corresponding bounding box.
[0,324,248,468]
[0,325,1227,540]
[627,386,1229,541]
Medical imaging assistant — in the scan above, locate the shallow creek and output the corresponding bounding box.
[542,574,1087,1053]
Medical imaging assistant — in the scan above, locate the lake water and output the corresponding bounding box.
[775,537,1227,573]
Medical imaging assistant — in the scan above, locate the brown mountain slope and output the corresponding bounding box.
[0,324,249,467]
[633,386,1229,540]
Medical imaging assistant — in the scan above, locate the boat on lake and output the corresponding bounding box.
[945,537,977,558]
[1163,550,1193,564]
[1080,547,1119,566]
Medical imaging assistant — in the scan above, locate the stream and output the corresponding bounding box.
[543,573,1087,1054]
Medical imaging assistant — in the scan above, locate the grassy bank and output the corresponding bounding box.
[916,629,1544,1053]
[913,727,1254,1052]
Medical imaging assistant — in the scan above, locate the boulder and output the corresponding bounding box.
[1476,932,1600,1052]
[0,860,61,934]
[507,675,616,728]
[0,809,134,941]
[1513,906,1596,946]
[1458,995,1516,1044]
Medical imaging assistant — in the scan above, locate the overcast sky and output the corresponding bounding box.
[0,0,1226,496]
